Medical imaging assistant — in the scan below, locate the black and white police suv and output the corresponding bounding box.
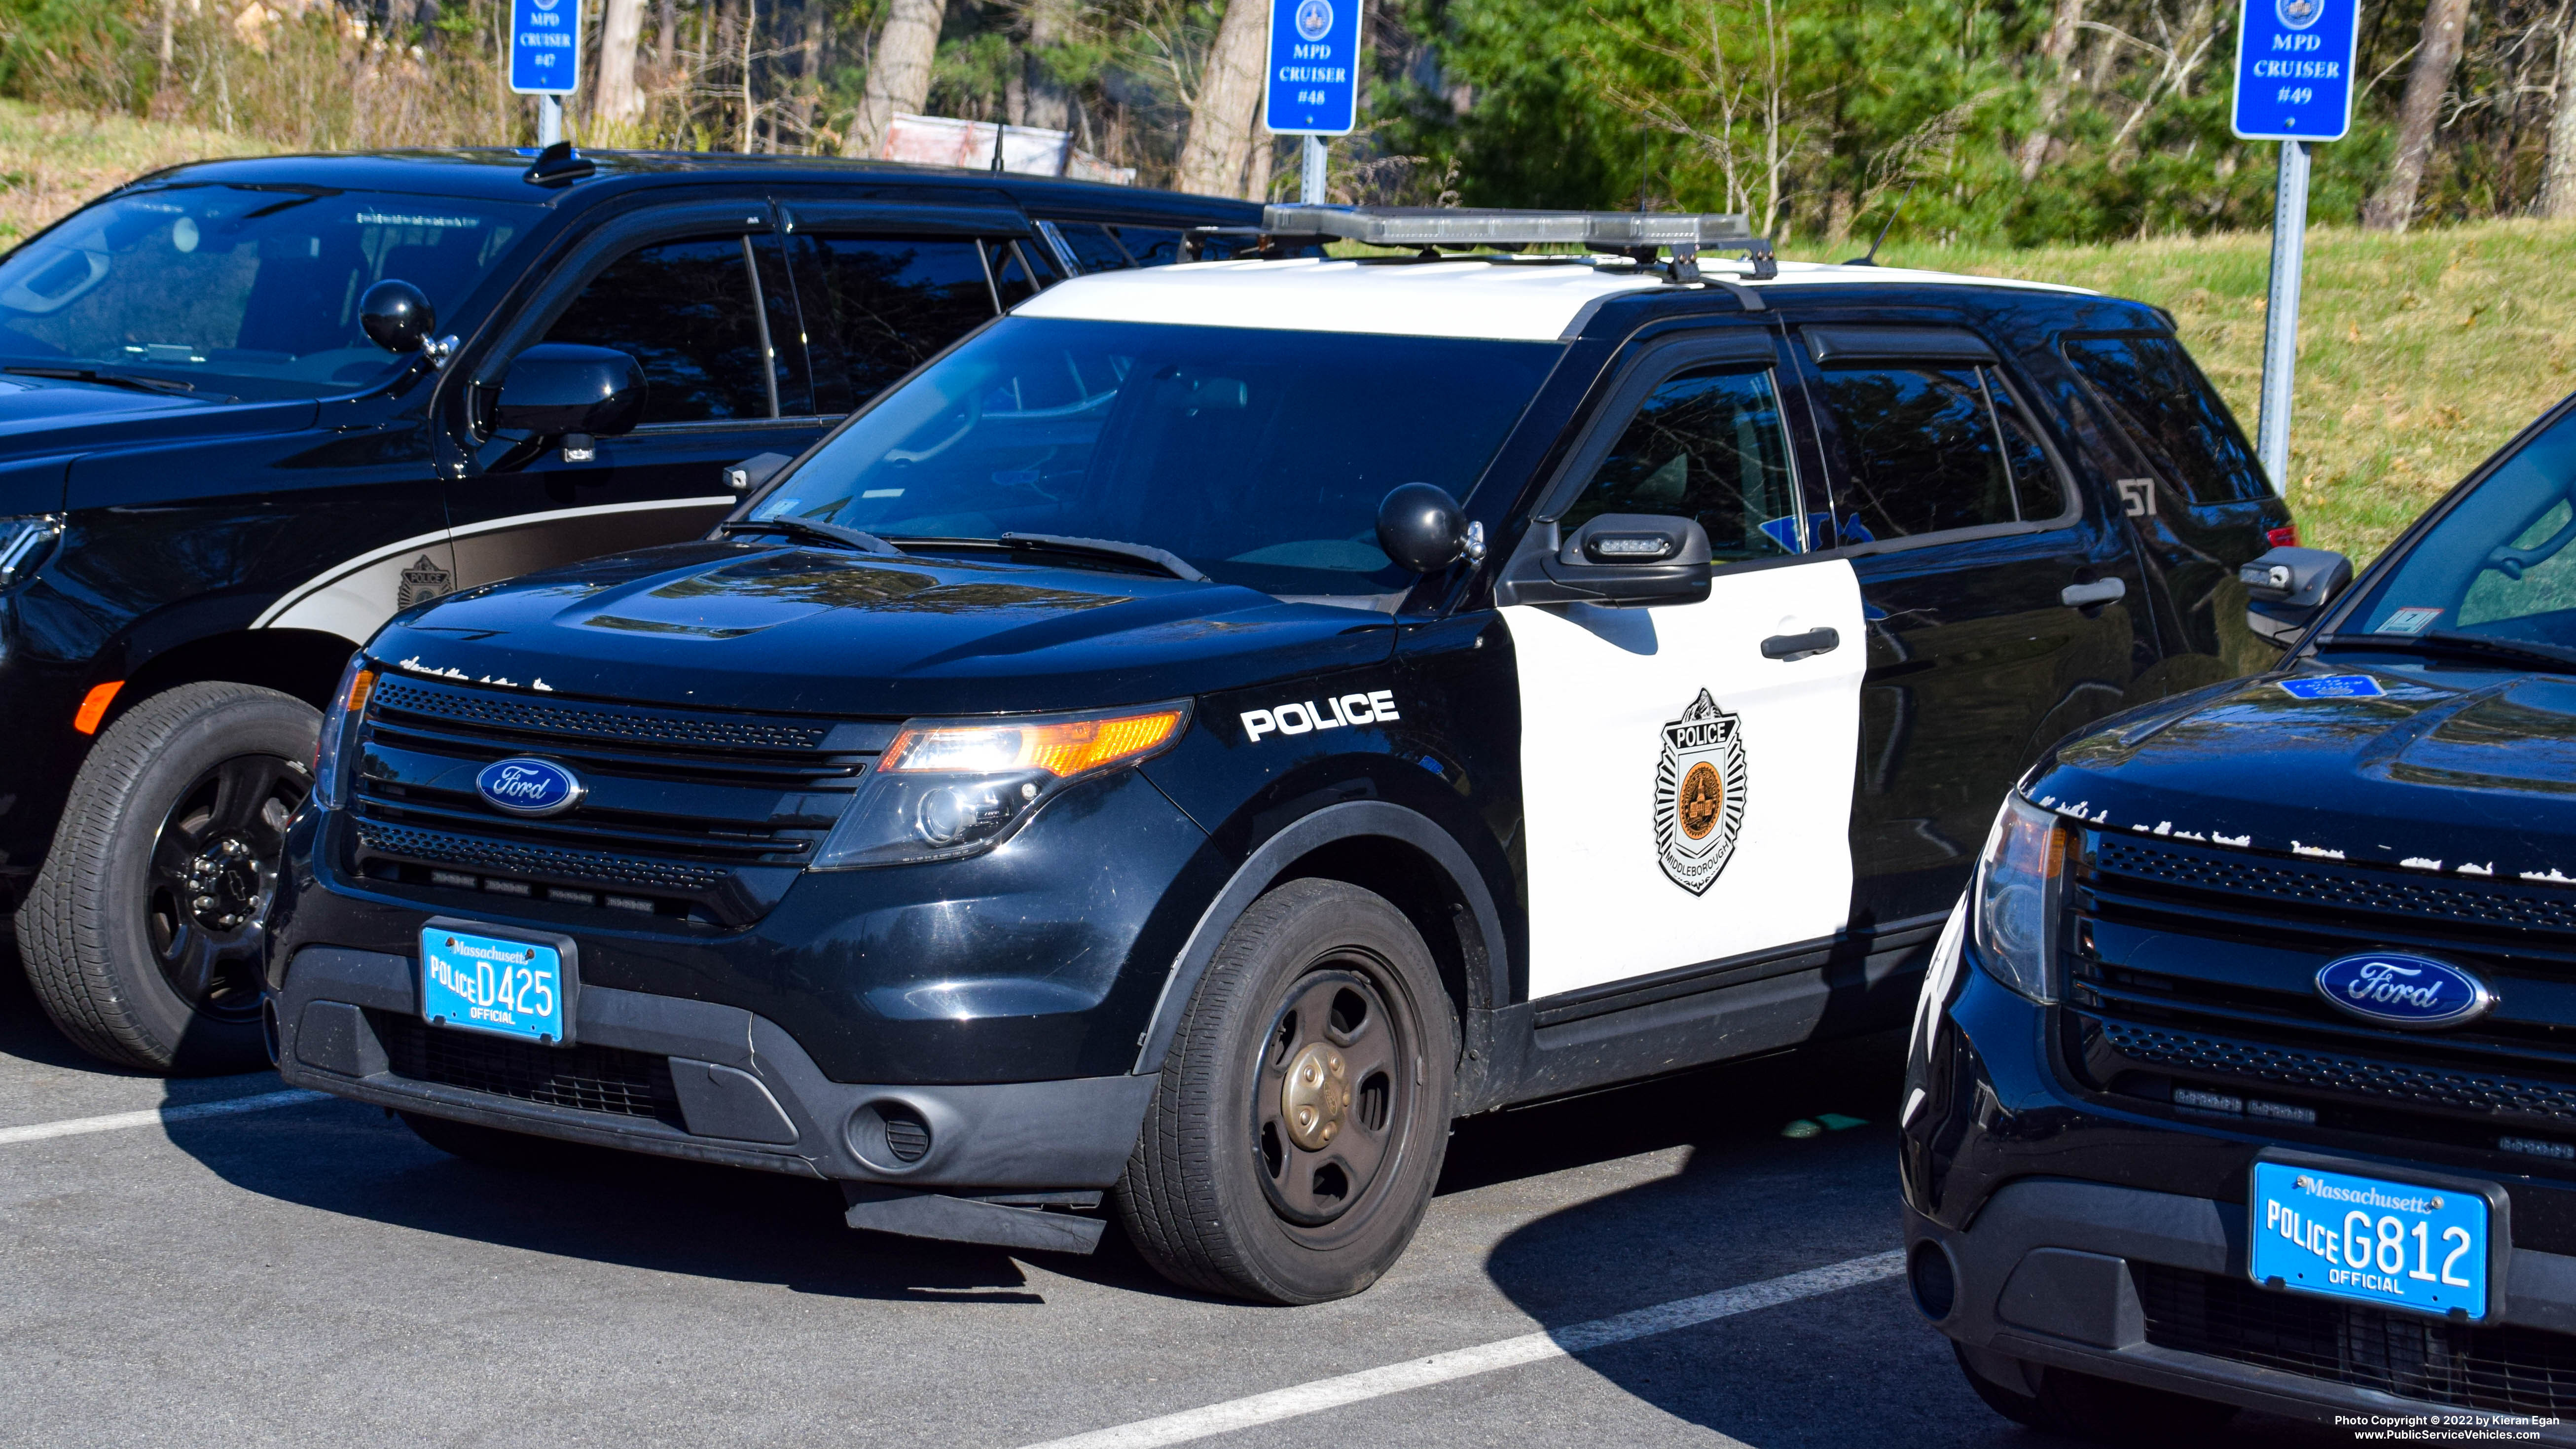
[267,205,2292,1303]
[0,145,1258,1073]
[1907,390,2576,1438]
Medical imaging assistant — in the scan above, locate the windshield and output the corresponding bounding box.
[0,186,536,400]
[2341,407,2576,652]
[747,317,1562,598]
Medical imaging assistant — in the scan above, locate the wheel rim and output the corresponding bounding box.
[144,753,304,1023]
[1248,960,1414,1232]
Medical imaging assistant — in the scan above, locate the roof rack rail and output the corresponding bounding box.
[1200,205,1777,281]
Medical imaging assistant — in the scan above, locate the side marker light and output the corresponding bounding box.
[73,680,123,735]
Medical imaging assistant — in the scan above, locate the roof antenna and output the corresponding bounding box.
[1845,177,1917,267]
[990,119,1007,173]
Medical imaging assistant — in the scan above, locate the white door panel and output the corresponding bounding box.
[1507,557,1867,1000]
[253,532,457,642]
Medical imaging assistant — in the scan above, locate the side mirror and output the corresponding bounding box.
[359,280,435,355]
[1376,482,1486,574]
[2240,544,2353,645]
[493,343,649,438]
[1493,512,1715,608]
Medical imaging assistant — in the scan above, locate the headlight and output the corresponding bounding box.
[311,655,375,808]
[812,702,1190,869]
[1972,794,2067,1003]
[0,514,61,590]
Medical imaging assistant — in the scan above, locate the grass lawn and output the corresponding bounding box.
[1872,220,2576,566]
[0,100,259,247]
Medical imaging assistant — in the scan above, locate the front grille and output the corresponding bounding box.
[2137,1263,2576,1415]
[2063,832,2576,1166]
[345,674,891,925]
[374,1011,684,1126]
[2095,837,2576,938]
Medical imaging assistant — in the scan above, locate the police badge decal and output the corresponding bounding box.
[1654,688,1748,895]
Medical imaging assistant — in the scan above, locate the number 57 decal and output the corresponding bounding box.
[2118,478,2158,518]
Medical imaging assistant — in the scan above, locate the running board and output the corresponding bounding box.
[840,1185,1108,1255]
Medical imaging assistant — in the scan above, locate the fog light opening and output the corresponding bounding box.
[1909,1240,1958,1322]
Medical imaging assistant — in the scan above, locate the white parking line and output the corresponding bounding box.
[0,1088,331,1146]
[1016,1249,1908,1449]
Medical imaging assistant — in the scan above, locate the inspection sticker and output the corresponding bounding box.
[2278,674,2386,700]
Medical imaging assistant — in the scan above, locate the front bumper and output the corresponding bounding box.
[1906,930,2576,1434]
[273,943,1153,1193]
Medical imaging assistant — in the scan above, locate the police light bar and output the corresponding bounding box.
[1257,205,1763,254]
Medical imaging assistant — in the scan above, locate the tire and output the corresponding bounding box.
[1115,878,1457,1304]
[399,1111,584,1171]
[19,682,320,1075]
[1953,1345,2238,1443]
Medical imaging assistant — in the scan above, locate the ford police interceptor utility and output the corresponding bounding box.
[267,205,2294,1303]
[1906,390,2576,1437]
[0,145,1259,1074]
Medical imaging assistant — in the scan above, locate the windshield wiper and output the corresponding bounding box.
[5,365,213,399]
[719,516,905,556]
[2317,629,2576,673]
[996,532,1207,581]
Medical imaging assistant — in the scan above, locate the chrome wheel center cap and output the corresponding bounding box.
[1281,1042,1349,1151]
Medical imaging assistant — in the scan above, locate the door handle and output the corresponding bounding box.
[2061,577,2129,610]
[1761,626,1840,661]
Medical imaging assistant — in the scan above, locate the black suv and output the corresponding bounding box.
[0,145,1256,1072]
[268,206,2295,1302]
[1908,391,2576,1437]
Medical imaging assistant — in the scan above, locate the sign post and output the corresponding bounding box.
[2232,0,2358,494]
[509,0,581,147]
[1265,0,1358,206]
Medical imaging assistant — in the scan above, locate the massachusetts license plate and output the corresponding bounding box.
[2250,1160,2491,1319]
[420,926,567,1046]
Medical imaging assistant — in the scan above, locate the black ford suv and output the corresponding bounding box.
[0,145,1256,1073]
[1908,390,2576,1438]
[268,206,2295,1302]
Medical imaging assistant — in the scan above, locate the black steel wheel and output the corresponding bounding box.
[20,682,321,1073]
[1117,878,1456,1304]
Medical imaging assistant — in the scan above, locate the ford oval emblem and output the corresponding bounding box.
[2313,951,2495,1029]
[474,757,585,817]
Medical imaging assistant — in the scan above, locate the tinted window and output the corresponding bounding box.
[543,235,791,424]
[0,188,532,399]
[1564,363,1802,562]
[2351,409,2576,646]
[1050,222,1133,273]
[990,240,1049,306]
[1813,364,2058,543]
[2064,333,2268,505]
[795,235,994,412]
[1112,226,1185,266]
[750,317,1559,598]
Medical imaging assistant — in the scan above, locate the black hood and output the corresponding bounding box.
[370,541,1399,718]
[2030,661,2576,881]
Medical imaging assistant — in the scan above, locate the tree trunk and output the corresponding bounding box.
[656,0,675,76]
[2016,0,2085,181]
[2364,0,2472,231]
[592,0,649,125]
[1021,0,1076,133]
[1174,0,1269,197]
[2545,18,2576,218]
[1246,123,1273,201]
[801,0,828,149]
[847,0,940,157]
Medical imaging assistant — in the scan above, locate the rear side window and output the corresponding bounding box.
[1562,363,1803,563]
[1810,364,2064,543]
[543,234,796,423]
[1113,227,1185,266]
[793,235,995,412]
[2063,333,2268,505]
[1050,222,1133,273]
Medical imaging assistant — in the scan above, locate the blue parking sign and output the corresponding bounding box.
[2233,0,2358,141]
[1264,0,1357,137]
[509,0,580,96]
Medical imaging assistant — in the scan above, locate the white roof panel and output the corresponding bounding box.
[1012,256,2095,342]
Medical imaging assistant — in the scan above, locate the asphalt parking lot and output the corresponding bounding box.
[0,946,2348,1449]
